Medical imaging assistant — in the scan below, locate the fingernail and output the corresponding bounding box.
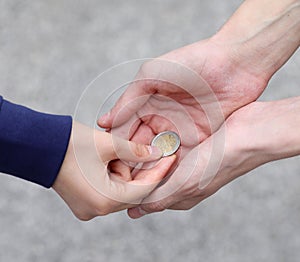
[147,146,163,158]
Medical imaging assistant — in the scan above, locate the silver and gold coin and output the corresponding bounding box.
[151,131,181,157]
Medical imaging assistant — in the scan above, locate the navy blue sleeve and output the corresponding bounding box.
[0,96,72,188]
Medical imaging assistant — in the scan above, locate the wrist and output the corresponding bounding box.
[260,98,300,161]
[226,98,300,173]
[0,98,72,188]
[211,0,300,82]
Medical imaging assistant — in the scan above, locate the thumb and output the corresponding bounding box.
[119,155,177,206]
[109,135,163,163]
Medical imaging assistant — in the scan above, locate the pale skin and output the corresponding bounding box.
[98,0,300,218]
[52,121,176,221]
[127,97,300,215]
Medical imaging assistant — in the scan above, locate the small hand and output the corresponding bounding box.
[52,121,176,221]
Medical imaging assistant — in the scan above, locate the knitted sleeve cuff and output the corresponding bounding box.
[0,96,72,188]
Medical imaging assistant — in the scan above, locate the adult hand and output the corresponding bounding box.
[52,121,176,221]
[98,38,267,150]
[128,96,300,218]
[97,38,269,192]
[97,38,268,217]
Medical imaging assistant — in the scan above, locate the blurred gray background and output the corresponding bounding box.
[0,0,299,261]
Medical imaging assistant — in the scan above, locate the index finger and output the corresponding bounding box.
[97,79,154,129]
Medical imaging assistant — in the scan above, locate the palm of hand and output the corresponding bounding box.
[126,86,210,159]
[106,40,266,146]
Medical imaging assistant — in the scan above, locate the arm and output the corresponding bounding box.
[0,96,72,187]
[0,96,175,220]
[99,1,300,132]
[213,0,300,81]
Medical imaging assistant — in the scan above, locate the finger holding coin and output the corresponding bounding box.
[112,130,181,176]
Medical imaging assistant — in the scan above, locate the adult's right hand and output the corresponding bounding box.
[128,96,300,218]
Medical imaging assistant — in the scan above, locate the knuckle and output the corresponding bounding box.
[133,143,149,158]
[196,187,213,199]
[196,186,218,199]
[144,201,166,213]
[196,187,209,198]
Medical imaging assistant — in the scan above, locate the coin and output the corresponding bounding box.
[151,131,181,157]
